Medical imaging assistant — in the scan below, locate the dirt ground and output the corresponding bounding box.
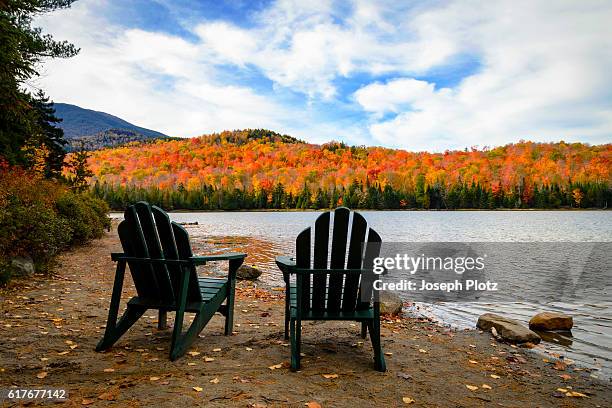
[1,226,610,407]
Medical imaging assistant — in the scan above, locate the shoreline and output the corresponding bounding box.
[109,208,610,214]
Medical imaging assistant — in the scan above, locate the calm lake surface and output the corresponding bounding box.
[112,210,612,377]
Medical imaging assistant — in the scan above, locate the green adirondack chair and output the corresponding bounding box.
[96,201,246,360]
[276,207,386,372]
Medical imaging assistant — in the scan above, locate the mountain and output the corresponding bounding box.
[52,103,168,150]
[86,130,611,209]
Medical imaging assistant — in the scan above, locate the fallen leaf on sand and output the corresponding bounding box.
[469,360,478,364]
[566,391,587,398]
[212,348,222,352]
[418,349,428,353]
[70,345,78,349]
[556,388,567,393]
[559,374,572,380]
[103,368,115,372]
[397,372,412,380]
[204,357,215,362]
[57,351,70,355]
[465,385,479,391]
[553,361,567,371]
[188,351,200,357]
[246,347,253,351]
[81,398,95,405]
[490,374,500,379]
[193,387,203,392]
[322,374,338,379]
[98,392,116,401]
[482,384,492,390]
[188,362,196,366]
[384,352,393,356]
[268,364,283,370]
[402,397,415,404]
[36,371,48,379]
[306,402,322,408]
[149,377,160,381]
[209,378,219,384]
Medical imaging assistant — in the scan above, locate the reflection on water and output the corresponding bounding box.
[111,210,612,377]
[187,233,289,277]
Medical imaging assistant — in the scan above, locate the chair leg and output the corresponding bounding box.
[296,319,302,365]
[284,310,290,340]
[361,321,367,338]
[158,310,168,330]
[290,318,301,371]
[224,259,240,336]
[224,299,235,336]
[368,319,386,372]
[96,261,146,352]
[96,306,146,351]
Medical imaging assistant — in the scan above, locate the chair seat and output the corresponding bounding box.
[288,285,373,321]
[127,277,228,312]
[290,307,374,321]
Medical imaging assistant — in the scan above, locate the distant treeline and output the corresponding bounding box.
[92,179,610,211]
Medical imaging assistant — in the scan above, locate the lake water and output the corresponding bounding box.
[111,210,612,377]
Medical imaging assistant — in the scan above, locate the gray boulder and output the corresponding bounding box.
[11,255,34,277]
[236,265,262,280]
[529,312,573,331]
[477,313,541,344]
[379,290,403,315]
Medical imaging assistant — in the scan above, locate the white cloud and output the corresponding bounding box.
[353,0,612,150]
[34,0,290,137]
[354,78,438,116]
[33,0,612,150]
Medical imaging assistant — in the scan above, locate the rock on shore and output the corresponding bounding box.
[236,264,262,280]
[379,290,403,315]
[11,255,34,276]
[477,313,541,344]
[529,312,573,331]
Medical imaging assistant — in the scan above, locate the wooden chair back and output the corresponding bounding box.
[295,207,381,313]
[118,201,201,304]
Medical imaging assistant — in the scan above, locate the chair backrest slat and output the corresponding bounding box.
[123,205,163,300]
[118,220,155,298]
[134,202,174,302]
[170,222,202,303]
[327,207,350,312]
[357,228,382,311]
[295,227,311,310]
[343,212,367,311]
[311,212,330,312]
[152,206,182,298]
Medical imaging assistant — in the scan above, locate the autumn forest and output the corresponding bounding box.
[86,129,611,211]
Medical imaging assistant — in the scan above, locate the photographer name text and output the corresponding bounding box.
[373,279,498,292]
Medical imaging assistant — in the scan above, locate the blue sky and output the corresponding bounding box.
[36,0,612,151]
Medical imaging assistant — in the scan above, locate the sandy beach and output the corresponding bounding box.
[1,226,610,407]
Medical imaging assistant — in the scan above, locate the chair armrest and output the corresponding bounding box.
[190,253,247,265]
[110,253,189,265]
[275,256,296,284]
[275,255,296,273]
